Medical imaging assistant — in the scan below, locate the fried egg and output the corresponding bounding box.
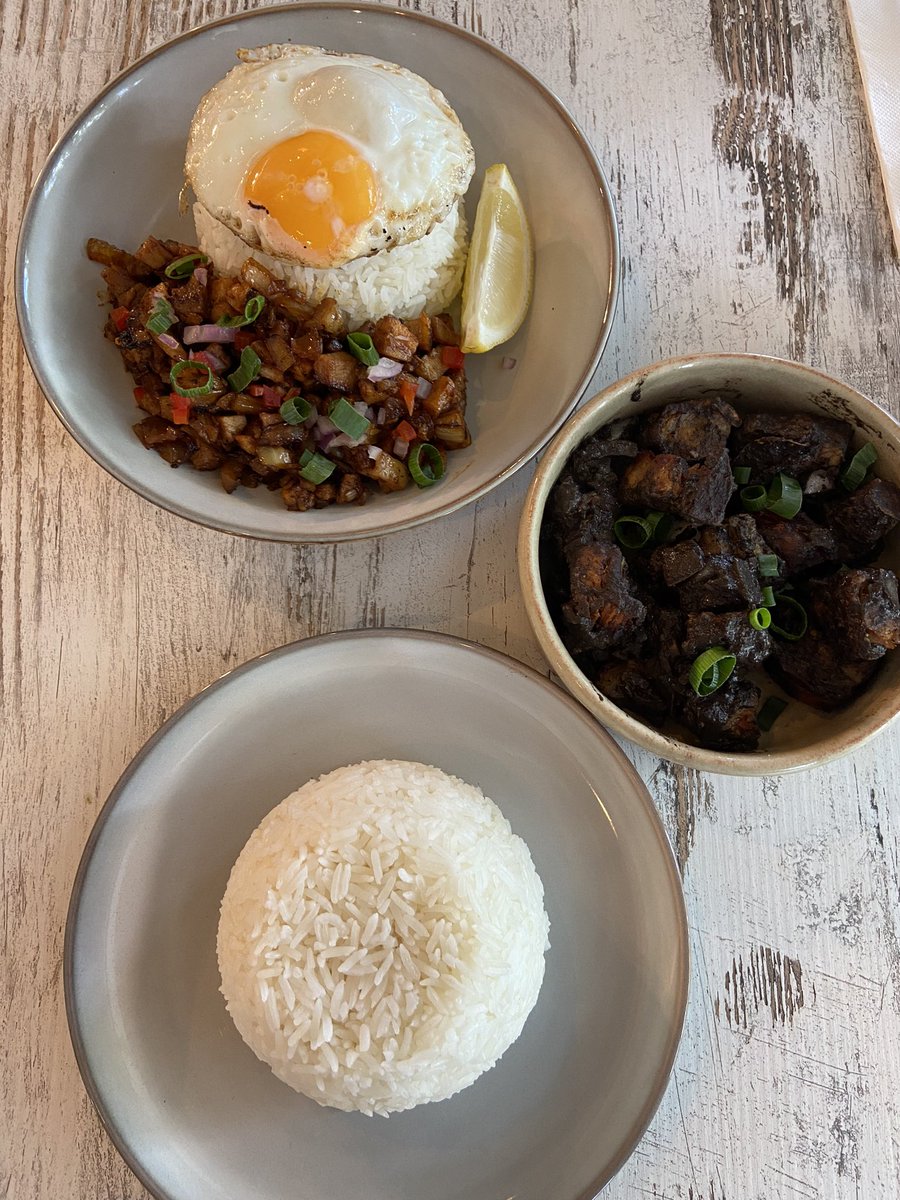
[185,45,475,270]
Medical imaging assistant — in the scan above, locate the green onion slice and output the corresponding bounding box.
[218,295,266,328]
[689,646,737,697]
[770,593,808,641]
[227,346,262,392]
[298,450,335,484]
[330,397,371,440]
[757,553,780,578]
[748,606,772,630]
[613,515,654,549]
[840,442,877,492]
[346,332,380,366]
[740,484,769,512]
[169,359,215,399]
[766,472,803,518]
[734,466,752,485]
[409,443,445,488]
[760,585,776,607]
[164,252,209,279]
[280,395,313,425]
[757,696,788,732]
[645,510,674,543]
[145,296,176,335]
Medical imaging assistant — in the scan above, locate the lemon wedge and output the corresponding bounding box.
[460,164,534,354]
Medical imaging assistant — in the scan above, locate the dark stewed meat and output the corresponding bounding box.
[731,412,852,484]
[594,660,671,725]
[682,611,771,665]
[677,555,763,611]
[754,510,840,576]
[826,478,900,555]
[640,397,740,461]
[768,632,881,710]
[807,569,900,660]
[619,450,734,524]
[561,542,647,653]
[680,679,762,750]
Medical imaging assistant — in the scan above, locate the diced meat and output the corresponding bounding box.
[595,660,671,725]
[730,412,852,482]
[337,473,366,505]
[169,273,207,325]
[680,679,762,750]
[826,478,900,554]
[682,610,771,665]
[372,315,418,362]
[619,450,734,524]
[307,297,348,336]
[698,514,769,559]
[650,539,705,587]
[86,237,157,280]
[754,511,840,575]
[313,351,359,392]
[807,568,900,660]
[570,435,637,489]
[561,542,647,652]
[768,631,881,710]
[404,313,433,353]
[281,477,317,511]
[430,313,460,346]
[411,348,445,382]
[640,397,740,462]
[677,555,763,611]
[548,473,618,549]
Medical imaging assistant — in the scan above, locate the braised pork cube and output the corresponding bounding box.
[698,514,769,560]
[768,631,880,710]
[372,315,418,362]
[561,542,647,652]
[677,555,763,611]
[826,478,900,554]
[731,412,852,484]
[754,511,840,576]
[680,679,762,750]
[650,539,705,587]
[682,611,771,665]
[548,472,618,548]
[807,568,900,660]
[639,398,740,462]
[570,434,637,488]
[313,351,359,392]
[620,450,734,524]
[595,660,671,725]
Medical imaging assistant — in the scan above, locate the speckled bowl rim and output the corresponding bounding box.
[518,351,900,777]
[15,1,620,545]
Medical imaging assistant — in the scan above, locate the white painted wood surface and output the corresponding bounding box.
[2,0,899,1196]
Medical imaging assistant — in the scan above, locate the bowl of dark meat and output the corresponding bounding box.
[518,353,900,775]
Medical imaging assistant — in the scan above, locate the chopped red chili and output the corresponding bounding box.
[440,345,465,369]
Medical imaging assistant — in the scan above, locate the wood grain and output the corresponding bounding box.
[2,0,899,1196]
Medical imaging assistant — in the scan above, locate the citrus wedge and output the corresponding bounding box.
[460,163,534,354]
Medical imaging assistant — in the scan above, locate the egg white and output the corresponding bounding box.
[185,44,475,269]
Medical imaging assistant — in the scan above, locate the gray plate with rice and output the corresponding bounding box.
[65,629,688,1200]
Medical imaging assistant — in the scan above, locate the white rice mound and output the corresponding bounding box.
[194,201,468,324]
[217,759,550,1116]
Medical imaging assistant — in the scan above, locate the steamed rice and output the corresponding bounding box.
[217,760,550,1116]
[194,200,468,324]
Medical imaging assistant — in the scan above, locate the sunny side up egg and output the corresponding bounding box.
[185,45,475,271]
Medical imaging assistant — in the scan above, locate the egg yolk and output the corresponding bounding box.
[244,131,377,256]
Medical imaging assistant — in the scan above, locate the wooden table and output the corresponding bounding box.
[3,0,899,1195]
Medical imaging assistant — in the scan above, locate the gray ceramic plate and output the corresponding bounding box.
[66,630,687,1200]
[17,3,619,543]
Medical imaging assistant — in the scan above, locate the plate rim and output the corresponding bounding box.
[64,627,688,1200]
[16,1,621,544]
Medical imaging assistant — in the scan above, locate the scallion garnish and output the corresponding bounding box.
[144,296,176,336]
[734,466,752,485]
[298,449,335,484]
[346,332,380,366]
[740,484,769,512]
[758,696,788,731]
[766,472,803,519]
[227,346,262,392]
[757,553,780,578]
[645,510,674,543]
[688,647,736,697]
[760,585,776,607]
[169,359,216,398]
[748,606,772,630]
[613,515,654,548]
[769,593,808,641]
[330,397,371,440]
[408,443,444,488]
[280,395,313,425]
[218,295,266,328]
[164,252,209,279]
[840,442,877,492]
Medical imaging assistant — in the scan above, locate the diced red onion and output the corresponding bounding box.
[368,445,383,461]
[393,438,410,460]
[415,377,432,400]
[183,324,237,345]
[352,400,369,416]
[366,357,402,381]
[156,332,180,352]
[501,356,517,369]
[316,415,338,437]
[375,408,387,426]
[193,267,208,287]
[316,430,336,452]
[189,348,227,372]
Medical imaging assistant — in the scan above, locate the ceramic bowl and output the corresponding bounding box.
[16,3,619,543]
[518,353,900,776]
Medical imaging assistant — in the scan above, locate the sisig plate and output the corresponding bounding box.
[65,629,687,1200]
[17,3,619,543]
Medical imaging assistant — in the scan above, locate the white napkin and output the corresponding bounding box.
[845,0,900,253]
